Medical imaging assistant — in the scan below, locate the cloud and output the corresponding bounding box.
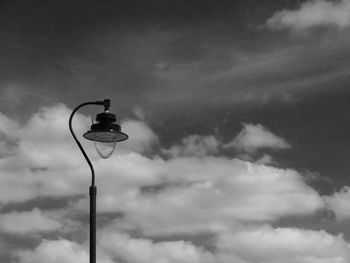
[217,226,350,263]
[255,154,275,165]
[0,104,160,205]
[0,104,93,204]
[163,125,288,159]
[266,0,350,31]
[0,112,19,157]
[225,124,290,153]
[324,186,350,220]
[14,225,350,263]
[0,208,62,235]
[16,229,215,263]
[16,239,112,263]
[15,224,350,263]
[119,119,159,153]
[0,112,19,139]
[163,135,220,157]
[133,105,147,120]
[92,157,324,236]
[0,105,322,236]
[99,231,215,263]
[0,104,344,263]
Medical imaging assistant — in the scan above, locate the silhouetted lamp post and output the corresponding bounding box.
[69,99,128,263]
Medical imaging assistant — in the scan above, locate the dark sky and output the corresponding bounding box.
[2,0,348,185]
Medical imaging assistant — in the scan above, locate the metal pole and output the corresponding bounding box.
[69,100,107,263]
[90,185,97,263]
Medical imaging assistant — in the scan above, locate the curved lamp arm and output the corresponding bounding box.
[68,100,109,186]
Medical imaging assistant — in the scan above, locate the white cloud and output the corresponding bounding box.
[0,104,159,204]
[16,239,112,263]
[0,208,62,235]
[324,186,350,220]
[255,154,275,165]
[1,104,346,263]
[0,104,317,236]
[0,112,19,157]
[16,230,215,263]
[15,224,350,263]
[91,157,324,235]
[99,231,216,263]
[119,119,159,153]
[133,105,146,120]
[0,112,19,139]
[225,124,290,153]
[267,0,350,31]
[163,134,220,157]
[18,103,89,169]
[0,104,93,204]
[217,226,350,263]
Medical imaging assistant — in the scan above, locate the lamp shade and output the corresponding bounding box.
[83,111,128,158]
[83,112,128,143]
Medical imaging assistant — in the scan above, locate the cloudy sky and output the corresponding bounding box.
[1,0,350,262]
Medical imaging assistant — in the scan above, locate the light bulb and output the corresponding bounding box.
[95,141,116,159]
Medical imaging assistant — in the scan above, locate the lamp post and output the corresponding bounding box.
[69,99,128,263]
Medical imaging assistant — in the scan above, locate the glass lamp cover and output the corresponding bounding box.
[95,141,116,159]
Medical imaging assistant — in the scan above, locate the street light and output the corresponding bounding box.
[69,99,128,263]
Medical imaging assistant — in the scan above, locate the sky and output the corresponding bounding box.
[1,0,350,262]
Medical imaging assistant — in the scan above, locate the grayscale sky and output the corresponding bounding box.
[1,0,350,262]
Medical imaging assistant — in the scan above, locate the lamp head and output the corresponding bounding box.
[83,110,128,158]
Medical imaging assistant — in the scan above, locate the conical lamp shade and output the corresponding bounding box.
[95,141,116,159]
